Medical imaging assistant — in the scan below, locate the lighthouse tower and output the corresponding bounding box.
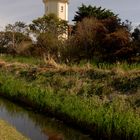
[43,0,69,21]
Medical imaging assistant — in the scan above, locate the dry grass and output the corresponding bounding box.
[0,119,29,140]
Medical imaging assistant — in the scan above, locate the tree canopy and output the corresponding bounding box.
[132,25,140,41]
[29,14,68,37]
[73,4,118,23]
[5,21,29,35]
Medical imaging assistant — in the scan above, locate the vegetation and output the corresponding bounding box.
[0,3,139,140]
[29,14,67,35]
[29,14,68,59]
[0,55,44,65]
[0,58,139,139]
[0,22,31,56]
[0,4,139,63]
[73,4,119,22]
[0,119,29,140]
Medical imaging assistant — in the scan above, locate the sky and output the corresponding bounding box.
[0,0,140,29]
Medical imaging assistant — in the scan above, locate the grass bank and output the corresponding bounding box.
[0,58,139,139]
[0,55,43,65]
[0,119,29,140]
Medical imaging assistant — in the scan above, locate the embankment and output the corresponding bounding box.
[0,59,139,139]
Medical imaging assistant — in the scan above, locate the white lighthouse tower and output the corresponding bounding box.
[43,0,69,21]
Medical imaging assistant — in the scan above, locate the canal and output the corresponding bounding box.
[0,97,92,140]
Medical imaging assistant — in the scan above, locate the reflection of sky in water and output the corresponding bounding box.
[0,103,48,140]
[0,98,92,140]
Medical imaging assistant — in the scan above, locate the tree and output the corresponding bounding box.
[29,14,68,60]
[0,31,31,54]
[66,17,132,62]
[69,4,135,62]
[132,25,140,41]
[0,31,30,48]
[102,28,131,61]
[73,4,118,23]
[0,31,11,53]
[122,20,132,32]
[74,18,107,60]
[0,32,11,47]
[5,21,28,34]
[0,22,31,55]
[5,21,29,48]
[63,18,108,62]
[130,25,140,62]
[37,32,63,60]
[29,14,68,37]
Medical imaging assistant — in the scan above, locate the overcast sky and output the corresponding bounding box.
[0,0,140,29]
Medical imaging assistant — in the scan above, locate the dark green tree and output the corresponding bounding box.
[73,4,118,23]
[131,25,140,62]
[132,25,140,40]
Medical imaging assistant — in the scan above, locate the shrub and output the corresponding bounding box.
[36,32,64,61]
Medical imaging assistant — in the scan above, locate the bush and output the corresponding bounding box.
[65,17,134,63]
[63,18,107,63]
[36,32,64,61]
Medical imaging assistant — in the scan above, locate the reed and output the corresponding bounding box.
[0,71,140,139]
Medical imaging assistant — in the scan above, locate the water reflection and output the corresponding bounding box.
[0,97,92,140]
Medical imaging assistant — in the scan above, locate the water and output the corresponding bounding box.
[0,97,92,140]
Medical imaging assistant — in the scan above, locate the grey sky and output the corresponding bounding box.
[0,0,140,28]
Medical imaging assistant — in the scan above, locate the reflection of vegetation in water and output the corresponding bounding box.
[0,99,25,117]
[0,98,92,140]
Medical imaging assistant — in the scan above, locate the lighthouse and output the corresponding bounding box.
[43,0,69,21]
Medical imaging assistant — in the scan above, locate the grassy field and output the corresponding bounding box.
[0,54,140,70]
[0,55,139,139]
[0,119,28,140]
[0,55,43,65]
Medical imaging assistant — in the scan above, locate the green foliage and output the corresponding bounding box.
[0,21,31,55]
[91,62,140,70]
[36,32,63,60]
[66,4,139,63]
[0,55,43,65]
[0,56,139,138]
[5,21,29,35]
[1,5,138,64]
[112,77,140,93]
[0,31,31,54]
[29,14,68,36]
[73,4,118,22]
[29,14,68,60]
[0,70,140,139]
